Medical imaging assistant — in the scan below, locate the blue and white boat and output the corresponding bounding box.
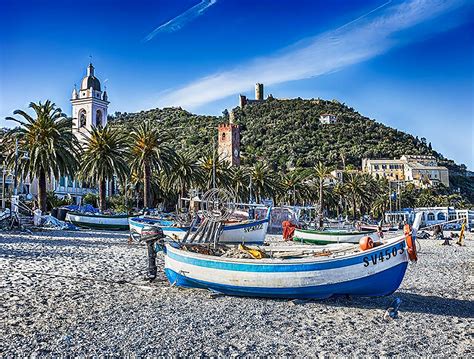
[162,213,422,299]
[129,207,272,244]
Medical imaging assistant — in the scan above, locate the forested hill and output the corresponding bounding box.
[111,97,472,197]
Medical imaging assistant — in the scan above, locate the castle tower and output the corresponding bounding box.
[71,63,109,142]
[255,83,264,101]
[218,123,240,166]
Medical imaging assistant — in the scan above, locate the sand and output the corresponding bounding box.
[1,229,473,356]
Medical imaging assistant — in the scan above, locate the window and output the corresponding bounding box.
[96,110,103,127]
[427,213,435,221]
[79,110,87,128]
[437,213,445,221]
[59,176,66,187]
[221,133,226,140]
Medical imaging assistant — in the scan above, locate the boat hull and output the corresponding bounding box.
[66,212,130,230]
[163,237,409,299]
[293,228,378,244]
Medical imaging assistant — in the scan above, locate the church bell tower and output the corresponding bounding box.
[71,63,109,142]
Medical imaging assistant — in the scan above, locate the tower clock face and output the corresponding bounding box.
[234,149,239,157]
[222,149,229,157]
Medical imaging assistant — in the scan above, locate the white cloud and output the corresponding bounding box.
[144,0,217,42]
[158,0,464,109]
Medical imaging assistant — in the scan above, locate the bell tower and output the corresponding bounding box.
[71,63,109,142]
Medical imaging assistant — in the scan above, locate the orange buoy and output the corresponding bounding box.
[359,236,374,251]
[404,224,418,262]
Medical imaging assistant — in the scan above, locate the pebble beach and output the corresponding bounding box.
[1,229,472,357]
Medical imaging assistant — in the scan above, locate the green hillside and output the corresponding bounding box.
[111,98,473,202]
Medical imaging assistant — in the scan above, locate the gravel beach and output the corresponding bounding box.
[1,229,472,356]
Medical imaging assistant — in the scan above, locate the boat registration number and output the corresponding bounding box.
[244,223,263,232]
[363,243,405,267]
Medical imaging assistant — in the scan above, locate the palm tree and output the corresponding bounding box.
[332,182,346,216]
[313,162,333,225]
[344,173,365,219]
[279,169,310,205]
[230,166,250,202]
[165,151,204,200]
[344,172,376,219]
[79,125,129,211]
[249,162,279,203]
[5,101,80,212]
[200,153,232,190]
[129,121,176,209]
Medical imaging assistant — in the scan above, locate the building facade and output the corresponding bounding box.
[362,158,406,181]
[362,155,449,187]
[385,207,474,229]
[319,114,338,124]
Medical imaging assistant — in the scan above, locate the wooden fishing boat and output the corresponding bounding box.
[163,230,416,299]
[66,211,130,230]
[293,228,378,244]
[129,208,271,244]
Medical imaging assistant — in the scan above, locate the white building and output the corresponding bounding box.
[362,155,449,188]
[385,207,474,229]
[319,114,337,124]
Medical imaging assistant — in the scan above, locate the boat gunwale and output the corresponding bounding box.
[294,228,376,236]
[67,211,131,219]
[165,234,406,266]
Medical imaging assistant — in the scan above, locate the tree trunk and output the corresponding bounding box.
[319,179,323,227]
[38,171,47,212]
[352,195,356,219]
[143,163,151,209]
[99,179,106,211]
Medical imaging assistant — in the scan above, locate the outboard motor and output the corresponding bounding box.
[141,225,165,281]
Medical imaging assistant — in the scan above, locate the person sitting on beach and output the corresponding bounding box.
[433,225,443,240]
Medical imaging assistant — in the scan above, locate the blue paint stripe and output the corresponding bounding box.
[167,240,407,272]
[164,262,408,299]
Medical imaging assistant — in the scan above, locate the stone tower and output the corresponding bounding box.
[255,83,264,101]
[71,63,109,142]
[218,123,240,166]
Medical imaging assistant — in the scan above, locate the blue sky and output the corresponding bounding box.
[1,0,473,168]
